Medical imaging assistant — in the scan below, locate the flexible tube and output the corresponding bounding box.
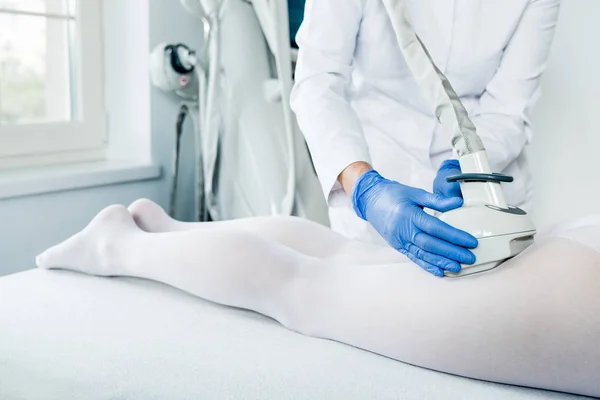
[380,0,485,158]
[202,13,222,220]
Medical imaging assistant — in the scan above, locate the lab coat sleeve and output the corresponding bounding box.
[290,0,371,207]
[470,0,561,172]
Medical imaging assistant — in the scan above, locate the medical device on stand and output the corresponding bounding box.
[150,43,205,219]
[382,0,537,277]
[150,0,328,225]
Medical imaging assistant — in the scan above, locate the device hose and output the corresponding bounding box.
[380,0,485,159]
[201,13,222,221]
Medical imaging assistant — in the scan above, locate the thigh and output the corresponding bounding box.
[296,237,600,397]
[216,216,406,264]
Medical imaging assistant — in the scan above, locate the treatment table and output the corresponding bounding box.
[0,269,595,400]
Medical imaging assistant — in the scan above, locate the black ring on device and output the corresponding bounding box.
[445,173,514,183]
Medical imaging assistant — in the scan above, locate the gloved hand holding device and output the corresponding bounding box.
[433,159,463,199]
[352,169,478,277]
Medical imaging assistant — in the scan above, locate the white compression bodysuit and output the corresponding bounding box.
[36,199,600,398]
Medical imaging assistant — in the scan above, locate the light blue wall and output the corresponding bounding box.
[0,0,204,276]
[0,182,164,276]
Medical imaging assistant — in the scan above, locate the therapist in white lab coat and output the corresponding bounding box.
[291,0,560,276]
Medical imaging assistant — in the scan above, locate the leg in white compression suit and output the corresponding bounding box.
[126,199,405,264]
[36,200,600,397]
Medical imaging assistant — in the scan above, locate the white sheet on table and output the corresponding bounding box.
[0,269,593,400]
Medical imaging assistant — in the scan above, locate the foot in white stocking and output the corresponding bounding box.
[36,205,139,276]
[128,198,175,233]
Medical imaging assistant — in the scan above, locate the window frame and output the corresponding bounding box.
[0,0,106,166]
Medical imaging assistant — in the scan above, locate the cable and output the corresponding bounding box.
[170,104,190,218]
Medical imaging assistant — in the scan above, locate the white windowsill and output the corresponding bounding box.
[0,160,162,200]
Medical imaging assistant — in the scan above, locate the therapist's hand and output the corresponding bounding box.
[433,159,463,199]
[351,170,478,277]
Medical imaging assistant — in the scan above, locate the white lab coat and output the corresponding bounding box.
[291,0,560,244]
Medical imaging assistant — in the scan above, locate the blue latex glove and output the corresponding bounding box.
[433,159,463,199]
[352,170,478,277]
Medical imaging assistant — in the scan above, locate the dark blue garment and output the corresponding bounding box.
[288,0,305,48]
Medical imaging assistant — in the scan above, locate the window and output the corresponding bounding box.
[0,0,105,168]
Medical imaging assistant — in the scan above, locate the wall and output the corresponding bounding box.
[0,0,204,275]
[529,0,600,226]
